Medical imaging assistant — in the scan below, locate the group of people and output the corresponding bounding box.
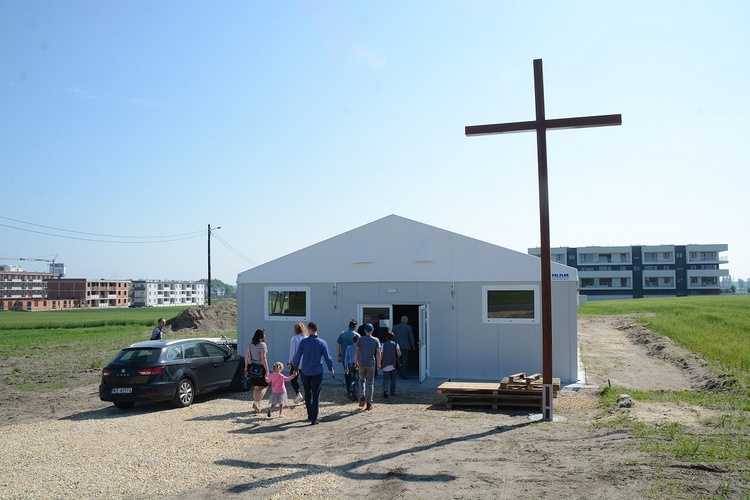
[243,316,415,424]
[243,321,334,424]
[336,317,413,409]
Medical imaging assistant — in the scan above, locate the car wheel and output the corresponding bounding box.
[113,401,135,410]
[173,378,195,408]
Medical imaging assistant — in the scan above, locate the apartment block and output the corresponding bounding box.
[528,244,729,300]
[130,280,205,307]
[0,265,55,311]
[46,278,131,308]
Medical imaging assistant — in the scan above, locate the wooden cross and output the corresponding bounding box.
[466,59,621,421]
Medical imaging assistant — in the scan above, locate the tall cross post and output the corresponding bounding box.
[466,59,621,421]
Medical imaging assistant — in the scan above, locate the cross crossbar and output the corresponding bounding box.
[466,114,622,136]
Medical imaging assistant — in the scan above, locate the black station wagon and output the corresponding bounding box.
[100,338,246,409]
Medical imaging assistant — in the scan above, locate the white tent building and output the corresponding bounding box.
[237,215,579,384]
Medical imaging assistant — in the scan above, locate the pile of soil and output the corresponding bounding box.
[167,301,237,334]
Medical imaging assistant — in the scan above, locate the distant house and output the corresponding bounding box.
[237,215,579,384]
[529,244,729,300]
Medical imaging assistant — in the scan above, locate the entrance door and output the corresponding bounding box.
[418,303,429,382]
[392,304,419,378]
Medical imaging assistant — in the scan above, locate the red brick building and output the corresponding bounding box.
[0,266,131,311]
[46,279,131,308]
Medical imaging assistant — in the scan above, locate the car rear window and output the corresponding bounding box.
[113,348,161,365]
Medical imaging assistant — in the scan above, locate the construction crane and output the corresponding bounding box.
[0,255,61,277]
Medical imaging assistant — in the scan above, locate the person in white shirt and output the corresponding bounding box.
[287,322,307,404]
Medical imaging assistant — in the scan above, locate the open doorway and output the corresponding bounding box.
[392,304,421,379]
[357,303,424,380]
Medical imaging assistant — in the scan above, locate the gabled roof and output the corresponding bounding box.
[237,215,576,284]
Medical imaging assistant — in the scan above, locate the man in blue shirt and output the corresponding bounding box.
[292,321,334,425]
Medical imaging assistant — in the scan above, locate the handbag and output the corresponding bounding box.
[241,372,253,391]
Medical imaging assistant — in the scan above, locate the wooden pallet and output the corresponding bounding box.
[442,393,546,410]
[437,373,560,410]
[500,372,560,391]
[437,382,501,394]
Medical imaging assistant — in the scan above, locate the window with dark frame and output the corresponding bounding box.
[265,287,310,321]
[482,286,539,324]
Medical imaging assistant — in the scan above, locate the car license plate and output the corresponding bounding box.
[111,388,132,394]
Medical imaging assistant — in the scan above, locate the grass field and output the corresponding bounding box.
[0,306,201,390]
[581,296,750,487]
[580,295,750,378]
[0,306,188,354]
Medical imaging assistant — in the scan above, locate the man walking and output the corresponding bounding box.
[336,319,358,399]
[392,316,414,379]
[358,315,378,377]
[292,322,334,425]
[150,318,166,340]
[354,323,381,411]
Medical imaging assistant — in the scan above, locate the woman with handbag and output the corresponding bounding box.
[244,328,270,413]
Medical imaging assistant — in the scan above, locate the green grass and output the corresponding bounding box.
[0,306,187,330]
[0,306,206,391]
[580,295,750,376]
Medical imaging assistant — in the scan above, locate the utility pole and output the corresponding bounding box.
[207,224,221,305]
[207,224,212,306]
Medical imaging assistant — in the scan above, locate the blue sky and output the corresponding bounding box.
[2,1,748,285]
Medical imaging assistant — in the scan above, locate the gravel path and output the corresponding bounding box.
[0,384,336,499]
[0,378,595,499]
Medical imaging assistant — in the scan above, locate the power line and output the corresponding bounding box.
[0,222,203,244]
[1,215,262,266]
[0,215,204,239]
[212,232,259,267]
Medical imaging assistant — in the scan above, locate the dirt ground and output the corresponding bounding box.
[0,309,745,499]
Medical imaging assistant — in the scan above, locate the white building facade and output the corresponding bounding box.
[130,280,205,307]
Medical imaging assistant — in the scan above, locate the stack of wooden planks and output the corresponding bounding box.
[437,372,560,410]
